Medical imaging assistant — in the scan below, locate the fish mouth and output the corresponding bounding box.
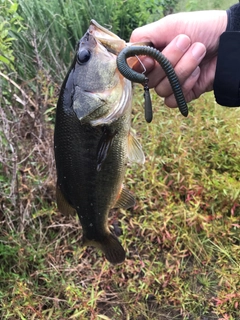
[89,20,127,55]
[90,20,120,40]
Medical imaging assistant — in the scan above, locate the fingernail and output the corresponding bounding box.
[191,66,200,77]
[191,43,206,61]
[176,35,191,52]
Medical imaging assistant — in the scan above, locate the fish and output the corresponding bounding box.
[54,20,146,264]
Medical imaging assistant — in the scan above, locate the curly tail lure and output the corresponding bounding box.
[117,46,188,122]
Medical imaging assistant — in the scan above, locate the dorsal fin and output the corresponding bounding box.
[114,186,135,209]
[127,129,145,164]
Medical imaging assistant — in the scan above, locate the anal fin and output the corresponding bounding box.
[56,185,76,216]
[114,186,135,209]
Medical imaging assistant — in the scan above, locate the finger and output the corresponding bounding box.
[132,56,155,74]
[130,16,175,48]
[144,34,191,88]
[130,20,166,47]
[156,42,206,97]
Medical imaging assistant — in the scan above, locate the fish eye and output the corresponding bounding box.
[77,49,91,64]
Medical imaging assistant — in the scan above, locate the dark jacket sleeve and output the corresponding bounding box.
[213,3,240,107]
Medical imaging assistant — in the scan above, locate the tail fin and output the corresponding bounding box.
[83,233,126,264]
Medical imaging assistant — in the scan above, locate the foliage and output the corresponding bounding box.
[10,0,177,82]
[0,0,23,71]
[178,0,236,11]
[109,0,164,41]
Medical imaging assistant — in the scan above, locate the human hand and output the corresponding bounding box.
[130,10,227,107]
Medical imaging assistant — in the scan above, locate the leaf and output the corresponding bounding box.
[9,2,18,13]
[0,55,10,64]
[69,310,85,319]
[97,315,112,320]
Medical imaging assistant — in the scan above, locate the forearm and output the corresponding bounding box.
[213,3,240,107]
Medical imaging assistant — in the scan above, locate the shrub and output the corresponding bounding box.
[0,0,23,71]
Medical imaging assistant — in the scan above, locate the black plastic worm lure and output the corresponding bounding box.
[117,46,188,122]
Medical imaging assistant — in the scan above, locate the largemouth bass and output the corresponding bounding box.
[54,20,145,264]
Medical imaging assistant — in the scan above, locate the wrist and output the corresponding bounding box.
[213,32,240,107]
[226,3,240,31]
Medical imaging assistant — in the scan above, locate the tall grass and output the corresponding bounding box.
[10,0,165,82]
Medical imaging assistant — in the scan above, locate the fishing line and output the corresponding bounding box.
[135,54,147,75]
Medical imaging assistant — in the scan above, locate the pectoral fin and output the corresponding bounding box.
[96,126,117,171]
[114,186,135,209]
[56,185,76,216]
[127,129,145,164]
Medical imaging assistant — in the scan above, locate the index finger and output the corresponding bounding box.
[130,17,175,50]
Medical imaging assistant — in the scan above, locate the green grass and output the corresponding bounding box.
[0,87,239,319]
[177,0,236,11]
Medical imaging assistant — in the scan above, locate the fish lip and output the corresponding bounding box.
[88,19,126,55]
[88,21,153,55]
[90,20,120,40]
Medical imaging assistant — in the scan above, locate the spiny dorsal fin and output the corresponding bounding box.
[127,129,145,164]
[114,186,135,209]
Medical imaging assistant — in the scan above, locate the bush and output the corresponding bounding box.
[0,0,23,72]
